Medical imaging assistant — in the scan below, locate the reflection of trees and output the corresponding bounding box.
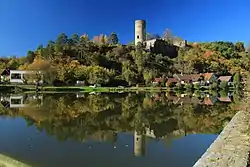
[0,93,239,142]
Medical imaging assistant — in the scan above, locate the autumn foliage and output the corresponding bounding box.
[1,31,249,86]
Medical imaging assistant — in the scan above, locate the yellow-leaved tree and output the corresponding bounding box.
[25,55,57,85]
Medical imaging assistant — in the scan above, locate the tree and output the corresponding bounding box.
[44,40,55,60]
[87,66,115,85]
[74,65,88,81]
[235,42,245,52]
[26,56,54,86]
[55,33,68,55]
[26,50,36,64]
[163,29,173,45]
[5,30,250,88]
[247,44,250,58]
[70,33,80,45]
[233,72,241,89]
[122,61,138,86]
[7,58,19,70]
[100,34,108,44]
[80,34,89,41]
[108,32,119,45]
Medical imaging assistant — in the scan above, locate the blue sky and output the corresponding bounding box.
[0,0,249,56]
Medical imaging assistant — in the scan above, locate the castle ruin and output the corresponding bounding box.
[134,20,187,57]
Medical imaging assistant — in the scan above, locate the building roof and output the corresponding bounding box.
[218,76,232,82]
[218,96,232,102]
[166,95,179,102]
[202,73,215,80]
[202,97,214,105]
[0,69,10,76]
[175,74,201,82]
[152,93,162,101]
[173,73,217,82]
[152,78,163,83]
[167,78,178,83]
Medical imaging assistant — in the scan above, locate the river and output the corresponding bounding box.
[0,92,239,167]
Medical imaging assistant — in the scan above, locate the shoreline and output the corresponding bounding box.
[193,110,250,167]
[0,84,235,93]
[0,154,31,167]
[0,84,170,93]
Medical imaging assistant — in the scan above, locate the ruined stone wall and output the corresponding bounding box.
[144,39,178,58]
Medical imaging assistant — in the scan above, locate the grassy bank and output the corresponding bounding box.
[0,84,237,93]
[0,84,170,93]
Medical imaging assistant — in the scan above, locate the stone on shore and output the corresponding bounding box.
[193,110,250,167]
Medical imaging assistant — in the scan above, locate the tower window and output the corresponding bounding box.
[137,35,139,39]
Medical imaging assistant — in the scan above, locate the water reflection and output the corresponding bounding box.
[0,92,241,167]
[134,130,146,156]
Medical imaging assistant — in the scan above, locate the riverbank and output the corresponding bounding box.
[0,84,235,93]
[0,84,170,93]
[0,154,31,167]
[193,110,250,167]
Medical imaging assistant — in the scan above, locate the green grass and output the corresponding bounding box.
[0,84,237,93]
[0,84,171,93]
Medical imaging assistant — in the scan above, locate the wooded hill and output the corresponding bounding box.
[0,31,249,86]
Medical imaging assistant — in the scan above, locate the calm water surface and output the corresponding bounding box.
[0,92,237,167]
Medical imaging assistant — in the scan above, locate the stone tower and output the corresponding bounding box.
[135,20,146,45]
[134,130,146,156]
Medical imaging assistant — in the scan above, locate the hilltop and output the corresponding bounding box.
[0,31,249,87]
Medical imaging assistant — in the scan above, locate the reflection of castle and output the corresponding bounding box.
[133,128,160,156]
[0,94,43,108]
[134,130,146,157]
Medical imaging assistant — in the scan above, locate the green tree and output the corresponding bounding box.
[55,33,68,55]
[235,42,245,52]
[108,32,119,45]
[247,46,250,58]
[122,61,138,86]
[87,66,115,85]
[26,50,36,64]
[70,33,80,45]
[7,58,19,70]
[44,40,55,60]
[233,72,241,89]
